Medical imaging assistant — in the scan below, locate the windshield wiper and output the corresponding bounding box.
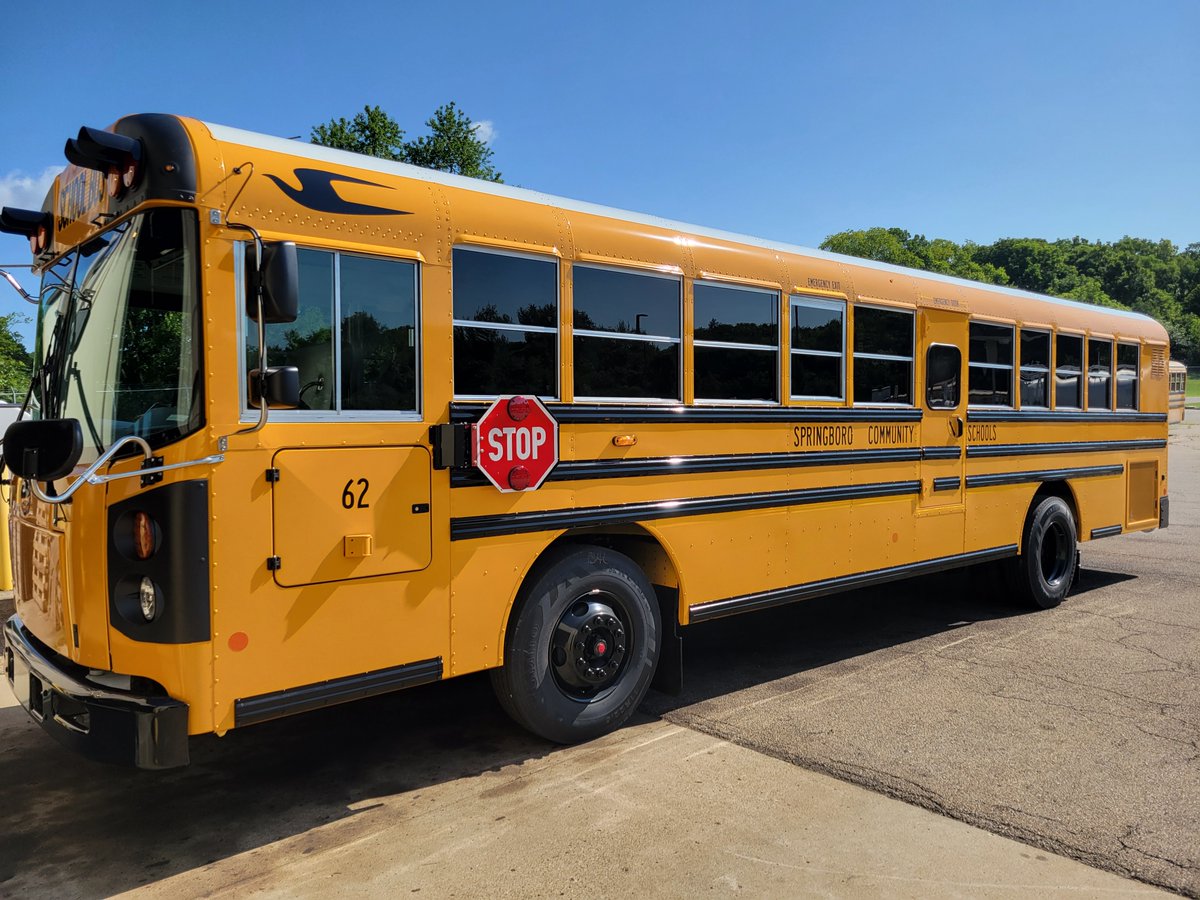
[68,363,105,455]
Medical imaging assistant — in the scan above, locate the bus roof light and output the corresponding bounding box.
[0,207,52,243]
[64,126,142,195]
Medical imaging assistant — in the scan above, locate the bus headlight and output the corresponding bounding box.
[139,577,159,621]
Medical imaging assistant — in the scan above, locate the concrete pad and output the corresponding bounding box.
[118,720,1161,899]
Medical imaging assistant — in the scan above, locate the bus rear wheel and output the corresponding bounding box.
[491,544,661,744]
[1009,495,1078,610]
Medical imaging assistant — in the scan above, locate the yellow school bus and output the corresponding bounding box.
[0,114,1169,767]
[1168,360,1187,423]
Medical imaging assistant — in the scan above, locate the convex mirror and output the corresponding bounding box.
[245,241,299,324]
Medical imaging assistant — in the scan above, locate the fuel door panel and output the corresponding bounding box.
[271,446,432,587]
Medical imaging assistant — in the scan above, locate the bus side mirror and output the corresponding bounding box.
[248,367,300,409]
[245,241,299,324]
[2,419,84,481]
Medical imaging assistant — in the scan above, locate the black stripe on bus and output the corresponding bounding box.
[966,410,1166,423]
[1089,525,1124,540]
[932,477,962,492]
[967,439,1166,458]
[450,401,923,425]
[689,544,1018,623]
[235,657,443,727]
[965,464,1124,490]
[451,447,930,488]
[922,446,963,460]
[450,480,922,541]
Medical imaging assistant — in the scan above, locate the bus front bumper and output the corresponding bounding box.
[3,615,189,769]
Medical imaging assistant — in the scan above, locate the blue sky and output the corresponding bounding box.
[1,0,1197,347]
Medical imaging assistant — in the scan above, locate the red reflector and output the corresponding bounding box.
[507,395,530,421]
[508,466,531,491]
[228,632,249,652]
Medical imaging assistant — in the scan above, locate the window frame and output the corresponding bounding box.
[237,243,423,423]
[1115,340,1140,411]
[925,342,962,410]
[572,261,683,404]
[451,244,560,402]
[692,279,781,406]
[1018,327,1051,410]
[1086,336,1114,412]
[789,294,846,402]
[852,302,915,408]
[967,320,1015,410]
[1054,331,1085,411]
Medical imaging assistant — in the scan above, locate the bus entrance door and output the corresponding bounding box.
[916,306,968,554]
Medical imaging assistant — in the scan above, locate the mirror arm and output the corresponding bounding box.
[28,435,153,505]
[0,269,40,305]
[226,222,269,436]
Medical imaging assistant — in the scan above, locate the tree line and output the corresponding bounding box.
[821,228,1200,363]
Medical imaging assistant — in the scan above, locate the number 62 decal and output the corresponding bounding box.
[341,478,370,509]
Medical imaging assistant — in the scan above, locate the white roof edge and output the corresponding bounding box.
[203,120,1158,327]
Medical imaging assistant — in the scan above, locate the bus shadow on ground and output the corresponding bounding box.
[0,672,552,897]
[0,566,1137,897]
[645,565,1136,711]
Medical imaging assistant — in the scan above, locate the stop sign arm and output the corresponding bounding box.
[429,422,473,470]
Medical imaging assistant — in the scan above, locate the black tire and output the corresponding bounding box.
[490,543,661,744]
[1009,495,1078,610]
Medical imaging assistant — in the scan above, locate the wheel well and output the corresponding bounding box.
[1026,481,1080,539]
[545,527,680,592]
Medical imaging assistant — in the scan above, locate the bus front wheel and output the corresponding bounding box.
[1010,495,1078,610]
[491,544,661,744]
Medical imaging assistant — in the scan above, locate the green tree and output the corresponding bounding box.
[402,102,502,182]
[821,228,1007,285]
[0,312,33,399]
[311,102,502,182]
[310,105,407,161]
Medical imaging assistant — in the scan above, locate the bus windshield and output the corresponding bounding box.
[35,208,202,462]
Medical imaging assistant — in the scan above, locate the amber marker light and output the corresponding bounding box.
[132,511,156,560]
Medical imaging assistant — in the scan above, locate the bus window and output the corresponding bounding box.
[258,248,335,411]
[452,247,558,398]
[340,255,419,412]
[1088,338,1113,410]
[250,249,419,414]
[1056,333,1083,409]
[1019,329,1051,408]
[926,344,961,409]
[693,281,779,402]
[968,322,1014,407]
[573,265,681,401]
[1116,343,1139,410]
[853,305,913,405]
[790,295,845,400]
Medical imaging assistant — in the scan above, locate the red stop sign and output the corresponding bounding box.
[473,395,559,492]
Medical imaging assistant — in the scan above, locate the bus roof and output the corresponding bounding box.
[203,120,1160,331]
